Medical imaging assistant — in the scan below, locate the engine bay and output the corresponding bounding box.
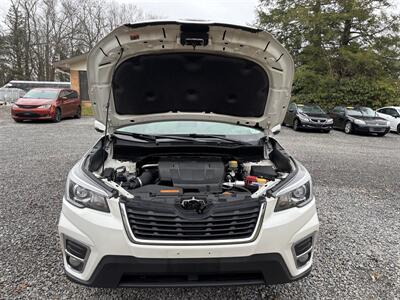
[100,155,280,198]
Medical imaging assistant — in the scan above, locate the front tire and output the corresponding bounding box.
[322,129,331,133]
[344,122,353,134]
[293,119,300,131]
[397,124,400,134]
[377,132,387,137]
[74,106,81,119]
[13,118,23,123]
[53,108,61,123]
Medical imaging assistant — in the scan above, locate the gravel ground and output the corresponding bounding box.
[0,106,399,299]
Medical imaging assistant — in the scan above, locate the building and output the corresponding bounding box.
[3,80,70,91]
[53,53,89,101]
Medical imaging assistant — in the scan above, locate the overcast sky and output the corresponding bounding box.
[0,0,260,25]
[0,0,399,27]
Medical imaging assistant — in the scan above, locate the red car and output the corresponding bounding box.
[11,88,81,122]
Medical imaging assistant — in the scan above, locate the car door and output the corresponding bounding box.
[336,107,348,129]
[58,90,70,117]
[64,90,78,116]
[330,107,342,129]
[68,90,80,116]
[377,108,391,121]
[386,108,400,131]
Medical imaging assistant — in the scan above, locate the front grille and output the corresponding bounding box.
[369,127,385,132]
[15,112,41,117]
[17,105,40,109]
[310,118,326,123]
[124,198,262,241]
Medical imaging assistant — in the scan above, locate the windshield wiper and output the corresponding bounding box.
[114,132,157,142]
[114,132,252,145]
[114,132,216,144]
[186,134,252,145]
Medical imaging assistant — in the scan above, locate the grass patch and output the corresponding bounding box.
[81,105,94,116]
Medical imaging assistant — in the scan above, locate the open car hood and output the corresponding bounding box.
[87,20,294,133]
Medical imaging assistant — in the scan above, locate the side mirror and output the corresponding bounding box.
[270,124,281,135]
[94,120,105,133]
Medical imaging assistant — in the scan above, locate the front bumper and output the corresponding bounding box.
[11,107,54,120]
[58,194,319,287]
[66,253,311,287]
[353,124,390,134]
[299,120,332,130]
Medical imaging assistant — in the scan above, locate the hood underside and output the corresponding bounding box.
[87,20,294,132]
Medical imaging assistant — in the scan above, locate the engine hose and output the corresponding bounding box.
[130,168,158,189]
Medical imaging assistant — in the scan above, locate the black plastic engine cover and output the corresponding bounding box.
[158,157,224,192]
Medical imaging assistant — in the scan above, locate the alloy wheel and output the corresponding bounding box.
[344,122,352,134]
[54,109,61,122]
[293,119,299,131]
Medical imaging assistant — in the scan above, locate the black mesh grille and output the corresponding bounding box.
[17,105,40,109]
[66,239,88,259]
[124,198,262,241]
[294,237,313,256]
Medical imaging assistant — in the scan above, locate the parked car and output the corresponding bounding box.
[58,21,319,288]
[283,103,333,132]
[11,88,81,122]
[376,106,400,134]
[0,88,26,105]
[329,106,390,136]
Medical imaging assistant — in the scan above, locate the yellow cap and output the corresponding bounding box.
[256,178,267,184]
[228,160,238,169]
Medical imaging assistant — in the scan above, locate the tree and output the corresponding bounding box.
[256,0,400,108]
[0,0,156,86]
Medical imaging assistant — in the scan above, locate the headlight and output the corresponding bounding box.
[354,119,366,125]
[326,118,333,124]
[275,181,312,211]
[38,104,51,109]
[66,178,109,212]
[298,115,310,122]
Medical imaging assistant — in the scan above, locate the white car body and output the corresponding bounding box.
[58,20,319,288]
[376,106,400,133]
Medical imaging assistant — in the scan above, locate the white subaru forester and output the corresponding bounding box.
[58,20,319,288]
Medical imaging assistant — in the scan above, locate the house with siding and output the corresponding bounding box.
[54,53,90,104]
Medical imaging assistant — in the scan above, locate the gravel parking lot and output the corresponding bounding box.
[0,107,399,299]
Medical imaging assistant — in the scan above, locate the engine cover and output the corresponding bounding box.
[158,157,224,192]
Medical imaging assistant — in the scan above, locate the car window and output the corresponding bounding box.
[116,121,264,136]
[298,104,325,114]
[66,90,75,99]
[71,91,78,99]
[288,103,296,111]
[59,91,67,99]
[347,107,376,117]
[332,107,343,114]
[388,108,399,117]
[22,89,59,99]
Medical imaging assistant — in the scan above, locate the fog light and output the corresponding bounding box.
[297,252,311,266]
[64,237,90,272]
[67,255,83,270]
[293,235,314,268]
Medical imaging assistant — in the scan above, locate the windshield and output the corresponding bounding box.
[116,121,264,137]
[347,107,376,117]
[298,104,325,114]
[22,89,58,99]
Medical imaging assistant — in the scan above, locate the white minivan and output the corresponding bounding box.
[58,20,319,287]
